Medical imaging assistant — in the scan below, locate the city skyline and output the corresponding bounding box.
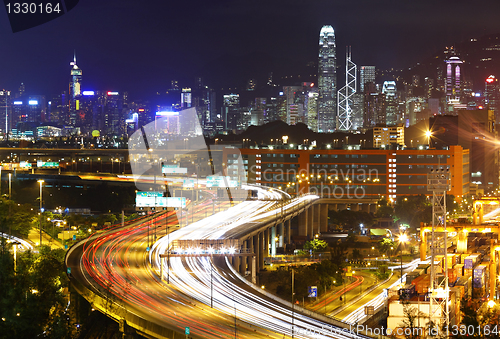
[1,1,500,99]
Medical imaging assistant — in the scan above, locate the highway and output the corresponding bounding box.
[67,186,373,338]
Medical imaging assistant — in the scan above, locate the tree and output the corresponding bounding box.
[374,264,390,280]
[0,245,75,338]
[399,301,428,339]
[394,195,431,229]
[329,240,348,267]
[303,239,327,253]
[378,238,395,255]
[376,199,394,218]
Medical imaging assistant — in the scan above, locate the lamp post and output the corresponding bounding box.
[38,180,44,246]
[12,241,20,275]
[291,268,295,338]
[8,173,11,199]
[399,233,408,285]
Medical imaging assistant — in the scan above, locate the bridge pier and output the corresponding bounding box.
[320,204,328,233]
[279,223,284,248]
[271,226,276,256]
[253,233,260,273]
[252,256,257,284]
[309,205,314,238]
[259,232,264,270]
[249,238,255,282]
[286,219,291,244]
[298,210,307,236]
[238,256,246,276]
[264,228,269,257]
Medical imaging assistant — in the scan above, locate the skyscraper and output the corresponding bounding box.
[69,53,82,126]
[382,81,397,125]
[485,75,500,123]
[0,90,11,136]
[445,56,462,101]
[359,66,375,93]
[337,48,357,131]
[317,25,336,132]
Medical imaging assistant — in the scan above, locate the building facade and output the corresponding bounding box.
[317,25,337,132]
[228,145,469,201]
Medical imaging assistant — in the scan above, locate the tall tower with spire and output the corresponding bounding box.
[337,47,357,131]
[317,25,336,132]
[69,52,82,125]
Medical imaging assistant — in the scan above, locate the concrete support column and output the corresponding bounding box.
[279,223,284,247]
[287,219,291,244]
[252,256,257,284]
[271,226,276,256]
[362,204,370,213]
[234,255,240,273]
[259,232,264,270]
[320,204,329,233]
[350,204,359,212]
[239,256,247,276]
[249,238,255,277]
[253,234,260,272]
[264,229,269,257]
[308,205,314,238]
[332,203,338,211]
[317,204,321,235]
[370,204,377,214]
[298,212,307,236]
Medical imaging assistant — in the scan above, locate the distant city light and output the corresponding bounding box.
[13,101,22,105]
[82,91,95,95]
[107,91,119,96]
[156,111,179,116]
[28,100,38,105]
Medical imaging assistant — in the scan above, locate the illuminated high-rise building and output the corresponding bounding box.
[181,88,192,109]
[485,75,500,123]
[0,90,11,136]
[445,56,462,102]
[359,66,375,93]
[382,81,397,125]
[69,52,82,125]
[317,25,336,132]
[222,94,240,131]
[337,48,357,131]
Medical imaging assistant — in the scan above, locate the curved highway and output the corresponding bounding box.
[67,186,370,338]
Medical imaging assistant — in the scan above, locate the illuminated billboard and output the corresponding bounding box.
[162,164,188,174]
[19,161,32,168]
[135,192,186,208]
[37,161,59,168]
[206,176,240,188]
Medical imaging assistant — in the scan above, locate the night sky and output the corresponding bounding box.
[1,0,500,99]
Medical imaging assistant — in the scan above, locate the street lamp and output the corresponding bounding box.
[8,173,11,199]
[399,233,408,285]
[37,180,44,246]
[425,130,432,146]
[12,241,20,275]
